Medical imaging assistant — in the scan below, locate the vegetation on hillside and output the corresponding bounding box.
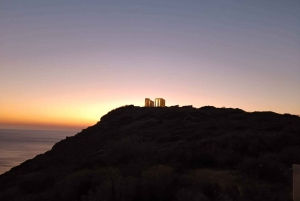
[0,105,299,201]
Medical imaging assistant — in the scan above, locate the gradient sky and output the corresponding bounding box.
[1,0,300,130]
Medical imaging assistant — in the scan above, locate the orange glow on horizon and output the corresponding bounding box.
[0,97,145,130]
[0,93,299,131]
[0,121,86,131]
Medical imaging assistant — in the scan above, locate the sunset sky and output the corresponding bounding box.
[1,0,299,130]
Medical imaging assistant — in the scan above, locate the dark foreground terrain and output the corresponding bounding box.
[1,105,300,201]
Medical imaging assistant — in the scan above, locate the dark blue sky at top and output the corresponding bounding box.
[2,0,299,65]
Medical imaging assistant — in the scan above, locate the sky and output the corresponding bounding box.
[1,0,299,130]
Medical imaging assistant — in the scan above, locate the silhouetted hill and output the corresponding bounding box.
[1,105,300,201]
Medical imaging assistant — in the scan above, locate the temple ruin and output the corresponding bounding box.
[145,98,154,107]
[155,98,165,107]
[145,98,165,107]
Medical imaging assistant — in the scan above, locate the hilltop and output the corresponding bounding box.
[0,105,300,201]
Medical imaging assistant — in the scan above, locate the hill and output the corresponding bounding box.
[0,105,300,201]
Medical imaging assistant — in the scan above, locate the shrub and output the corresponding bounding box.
[18,173,55,194]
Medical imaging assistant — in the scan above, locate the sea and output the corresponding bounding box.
[0,129,78,175]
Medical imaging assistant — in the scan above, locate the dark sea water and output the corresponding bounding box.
[0,129,78,175]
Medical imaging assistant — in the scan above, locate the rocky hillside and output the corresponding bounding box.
[0,105,300,201]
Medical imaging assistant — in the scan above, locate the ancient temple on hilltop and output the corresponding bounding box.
[145,98,165,107]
